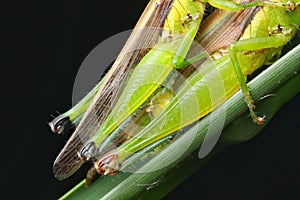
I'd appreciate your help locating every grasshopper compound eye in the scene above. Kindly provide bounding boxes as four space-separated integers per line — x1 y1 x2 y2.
49 115 74 134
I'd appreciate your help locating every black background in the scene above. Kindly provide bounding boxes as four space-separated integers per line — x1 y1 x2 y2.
2 0 300 199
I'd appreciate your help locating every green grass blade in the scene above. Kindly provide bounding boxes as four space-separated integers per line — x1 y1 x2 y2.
60 44 300 200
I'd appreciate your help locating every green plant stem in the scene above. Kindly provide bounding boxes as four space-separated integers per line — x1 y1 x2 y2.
60 44 300 200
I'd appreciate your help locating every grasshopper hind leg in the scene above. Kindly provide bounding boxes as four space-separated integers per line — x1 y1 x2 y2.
229 36 290 125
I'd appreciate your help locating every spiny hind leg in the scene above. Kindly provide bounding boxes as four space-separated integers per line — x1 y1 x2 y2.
229 36 288 124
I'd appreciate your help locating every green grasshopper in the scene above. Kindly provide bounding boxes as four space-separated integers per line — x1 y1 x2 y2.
83 3 262 182
80 0 268 160
48 0 257 136
52 0 296 181
90 0 300 176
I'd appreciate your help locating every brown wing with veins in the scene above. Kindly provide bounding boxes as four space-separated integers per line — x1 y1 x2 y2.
53 0 175 181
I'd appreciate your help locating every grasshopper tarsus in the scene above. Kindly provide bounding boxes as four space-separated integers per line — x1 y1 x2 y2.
254 115 265 125
49 115 74 135
78 141 97 162
94 154 120 176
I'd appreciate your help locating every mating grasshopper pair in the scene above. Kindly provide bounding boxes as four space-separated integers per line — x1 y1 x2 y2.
49 0 300 184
